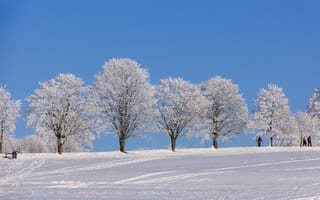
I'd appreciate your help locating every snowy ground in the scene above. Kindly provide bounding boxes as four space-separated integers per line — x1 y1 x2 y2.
1 147 320 200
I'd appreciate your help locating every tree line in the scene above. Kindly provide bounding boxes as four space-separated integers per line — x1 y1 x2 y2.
1 58 320 154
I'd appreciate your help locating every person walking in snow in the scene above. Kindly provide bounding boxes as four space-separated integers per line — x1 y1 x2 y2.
303 137 307 147
12 150 17 159
307 136 312 147
257 136 262 147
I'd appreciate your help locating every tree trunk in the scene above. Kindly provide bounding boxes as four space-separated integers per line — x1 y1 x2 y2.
213 133 218 149
57 137 63 155
269 123 273 147
0 120 3 154
170 136 176 152
119 137 127 153
270 136 273 147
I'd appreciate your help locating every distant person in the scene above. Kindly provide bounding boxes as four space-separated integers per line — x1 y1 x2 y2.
307 136 312 147
303 137 307 147
257 136 262 147
12 150 17 159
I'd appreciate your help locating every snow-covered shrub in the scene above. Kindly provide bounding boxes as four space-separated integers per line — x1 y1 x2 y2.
20 134 49 153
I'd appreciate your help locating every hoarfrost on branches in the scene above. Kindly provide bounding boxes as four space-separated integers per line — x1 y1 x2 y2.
91 58 154 153
252 84 291 147
19 134 49 153
0 86 21 153
199 76 248 149
308 88 320 120
26 74 96 154
153 77 206 152
294 111 316 146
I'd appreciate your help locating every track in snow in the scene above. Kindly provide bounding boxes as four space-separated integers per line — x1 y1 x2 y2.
1 148 320 200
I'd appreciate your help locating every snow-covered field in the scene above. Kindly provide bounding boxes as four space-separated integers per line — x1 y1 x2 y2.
1 147 320 200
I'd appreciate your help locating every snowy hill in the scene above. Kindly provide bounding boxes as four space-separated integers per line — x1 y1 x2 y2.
1 147 320 200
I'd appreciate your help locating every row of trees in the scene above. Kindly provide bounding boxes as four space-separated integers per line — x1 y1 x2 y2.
1 58 320 154
252 85 320 147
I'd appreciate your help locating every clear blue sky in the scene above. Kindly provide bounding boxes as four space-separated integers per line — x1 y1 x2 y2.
1 0 320 151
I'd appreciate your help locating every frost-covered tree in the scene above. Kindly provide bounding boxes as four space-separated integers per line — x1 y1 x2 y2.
26 74 96 155
271 115 296 146
91 58 154 153
20 134 49 153
22 132 91 153
308 88 320 119
3 135 19 153
153 77 206 152
307 88 320 145
0 86 21 153
200 76 248 149
252 84 291 147
294 111 315 147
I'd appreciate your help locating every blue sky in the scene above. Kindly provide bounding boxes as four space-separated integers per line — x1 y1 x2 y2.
1 0 320 151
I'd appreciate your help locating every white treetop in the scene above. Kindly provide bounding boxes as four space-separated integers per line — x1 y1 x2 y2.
294 111 315 146
0 86 21 153
91 58 154 153
26 74 96 154
200 76 248 149
308 88 320 119
252 84 291 146
153 77 206 151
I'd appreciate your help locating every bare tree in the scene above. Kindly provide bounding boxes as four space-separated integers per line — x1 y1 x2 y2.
153 77 205 152
91 58 154 153
0 86 21 153
26 74 96 155
200 76 248 149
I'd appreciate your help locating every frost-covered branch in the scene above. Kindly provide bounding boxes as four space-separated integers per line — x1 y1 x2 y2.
26 74 97 154
91 58 154 153
153 77 206 151
0 86 21 153
199 76 248 149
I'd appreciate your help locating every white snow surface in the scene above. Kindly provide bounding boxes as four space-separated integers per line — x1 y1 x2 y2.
1 147 320 200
